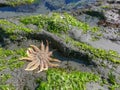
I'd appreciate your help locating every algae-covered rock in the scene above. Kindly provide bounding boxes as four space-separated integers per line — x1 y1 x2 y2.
0 0 35 6
0 12 120 90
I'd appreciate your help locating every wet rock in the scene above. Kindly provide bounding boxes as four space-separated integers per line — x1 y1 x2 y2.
45 0 65 10
69 29 92 43
86 82 108 90
65 0 80 4
116 0 120 4
84 10 105 20
5 68 46 90
16 4 39 12
104 10 120 25
0 0 8 6
76 14 99 26
107 0 120 4
102 27 120 42
107 0 115 4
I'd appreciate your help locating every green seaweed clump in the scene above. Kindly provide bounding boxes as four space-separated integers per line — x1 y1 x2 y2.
20 13 69 33
20 13 99 33
37 68 100 90
108 72 120 90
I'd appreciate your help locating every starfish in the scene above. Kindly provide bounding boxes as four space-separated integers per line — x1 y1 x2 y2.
20 41 60 73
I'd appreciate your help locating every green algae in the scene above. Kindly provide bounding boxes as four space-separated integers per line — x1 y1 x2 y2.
0 19 33 40
101 72 120 90
0 84 15 90
6 0 35 6
0 48 26 71
20 13 69 33
64 36 120 63
108 72 120 90
0 19 32 34
20 13 99 34
0 74 15 90
37 68 100 90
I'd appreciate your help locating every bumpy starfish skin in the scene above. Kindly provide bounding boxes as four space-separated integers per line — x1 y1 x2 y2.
20 41 60 73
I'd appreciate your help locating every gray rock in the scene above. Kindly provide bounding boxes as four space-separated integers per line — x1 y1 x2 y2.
87 38 120 54
104 10 120 25
69 29 92 42
0 0 7 6
45 0 65 10
86 82 108 90
107 0 115 4
102 27 120 41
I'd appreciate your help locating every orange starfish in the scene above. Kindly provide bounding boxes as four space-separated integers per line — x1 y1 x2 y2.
20 41 60 73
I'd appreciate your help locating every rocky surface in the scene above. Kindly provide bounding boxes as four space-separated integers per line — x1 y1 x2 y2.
0 0 120 90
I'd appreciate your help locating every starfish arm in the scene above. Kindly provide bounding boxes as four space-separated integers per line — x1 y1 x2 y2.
25 60 38 71
37 67 42 73
27 48 36 56
19 57 33 61
48 57 61 62
30 45 40 52
48 62 59 67
26 61 40 71
45 40 49 53
37 60 44 73
43 63 48 70
48 51 53 56
42 59 48 71
40 41 45 51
